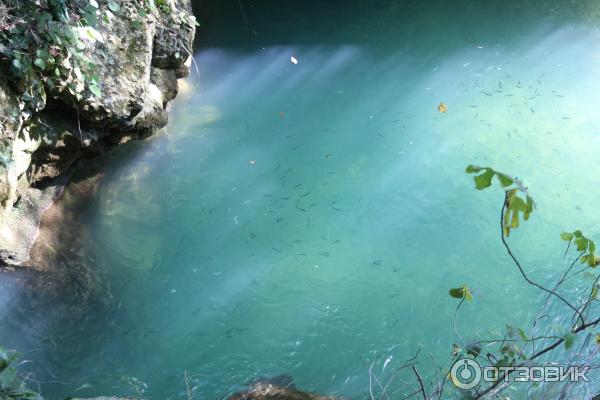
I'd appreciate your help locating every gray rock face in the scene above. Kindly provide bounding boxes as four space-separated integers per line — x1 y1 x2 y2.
0 0 196 265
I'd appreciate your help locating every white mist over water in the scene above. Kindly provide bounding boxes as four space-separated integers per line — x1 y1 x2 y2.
2 2 600 399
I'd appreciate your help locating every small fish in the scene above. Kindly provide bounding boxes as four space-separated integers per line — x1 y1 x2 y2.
437 102 448 113
382 356 393 372
295 200 306 212
248 160 256 165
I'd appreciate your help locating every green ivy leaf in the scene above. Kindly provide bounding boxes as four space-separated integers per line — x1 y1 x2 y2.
518 327 528 341
496 173 513 188
564 333 576 350
108 1 120 12
449 286 473 301
576 237 588 252
561 232 574 242
34 58 46 70
474 168 495 190
465 164 482 174
88 83 102 97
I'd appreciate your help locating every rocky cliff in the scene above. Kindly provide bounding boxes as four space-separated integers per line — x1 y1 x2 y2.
0 0 196 265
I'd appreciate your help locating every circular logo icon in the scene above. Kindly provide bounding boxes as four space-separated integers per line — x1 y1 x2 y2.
450 358 482 390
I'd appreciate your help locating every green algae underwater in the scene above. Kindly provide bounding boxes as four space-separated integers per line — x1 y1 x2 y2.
3 0 600 399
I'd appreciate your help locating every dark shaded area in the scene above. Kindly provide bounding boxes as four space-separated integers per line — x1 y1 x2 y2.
191 0 598 51
0 141 153 395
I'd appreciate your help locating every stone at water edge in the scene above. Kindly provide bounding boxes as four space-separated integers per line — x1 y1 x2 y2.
228 382 346 400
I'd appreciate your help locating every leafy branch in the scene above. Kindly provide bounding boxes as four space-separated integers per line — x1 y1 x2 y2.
387 165 600 400
0 347 42 400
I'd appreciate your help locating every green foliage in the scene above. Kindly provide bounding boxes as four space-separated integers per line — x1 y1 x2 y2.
465 165 534 237
0 347 42 400
561 230 600 267
502 187 534 237
563 333 576 350
0 0 103 107
0 0 197 112
154 0 171 13
506 324 528 342
455 164 600 396
465 165 514 190
449 286 473 301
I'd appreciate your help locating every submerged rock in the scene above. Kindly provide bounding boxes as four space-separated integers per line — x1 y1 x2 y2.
229 381 344 400
0 0 197 265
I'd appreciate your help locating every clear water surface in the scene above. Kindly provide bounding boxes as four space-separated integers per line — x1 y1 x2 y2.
2 1 600 399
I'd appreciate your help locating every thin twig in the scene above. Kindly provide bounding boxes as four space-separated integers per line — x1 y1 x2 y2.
411 366 426 400
499 192 585 327
453 298 466 348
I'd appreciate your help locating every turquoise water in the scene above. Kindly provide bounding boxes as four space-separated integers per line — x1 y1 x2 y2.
3 1 600 399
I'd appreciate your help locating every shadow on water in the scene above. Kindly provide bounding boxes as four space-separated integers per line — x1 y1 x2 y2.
0 141 156 393
191 0 600 51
